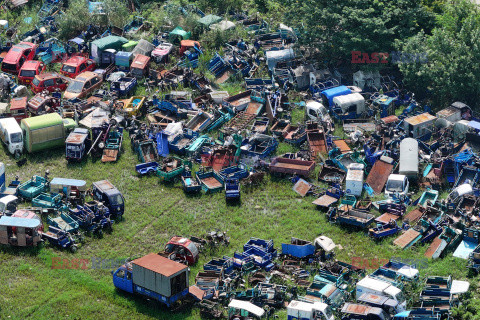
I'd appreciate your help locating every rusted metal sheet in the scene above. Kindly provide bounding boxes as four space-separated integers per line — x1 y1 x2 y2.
380 115 399 124
393 229 421 249
101 149 118 162
403 208 424 225
365 159 394 194
312 195 338 207
188 285 206 301
333 140 351 153
293 179 311 197
375 213 400 224
424 236 444 259
307 131 327 156
202 177 222 189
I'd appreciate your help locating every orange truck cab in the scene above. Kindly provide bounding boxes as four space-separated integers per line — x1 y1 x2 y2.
18 60 45 85
60 56 96 78
1 42 37 74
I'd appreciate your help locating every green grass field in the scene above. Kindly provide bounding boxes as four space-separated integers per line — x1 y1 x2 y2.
0 130 477 320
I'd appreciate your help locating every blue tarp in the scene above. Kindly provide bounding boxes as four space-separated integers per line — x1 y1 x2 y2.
321 85 352 106
156 132 169 157
453 148 475 179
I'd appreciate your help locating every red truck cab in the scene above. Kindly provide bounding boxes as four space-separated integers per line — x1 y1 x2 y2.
60 56 96 78
18 60 45 85
160 236 199 265
1 42 37 74
31 72 69 94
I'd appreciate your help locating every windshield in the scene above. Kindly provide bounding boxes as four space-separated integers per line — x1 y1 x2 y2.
2 62 16 71
20 70 36 77
386 179 403 192
324 307 333 319
10 132 22 143
109 194 124 206
67 80 84 93
32 77 40 86
62 65 76 73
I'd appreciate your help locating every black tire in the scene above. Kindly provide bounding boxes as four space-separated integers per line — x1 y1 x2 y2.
70 245 78 253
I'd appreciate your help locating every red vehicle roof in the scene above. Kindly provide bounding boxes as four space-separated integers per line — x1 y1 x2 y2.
20 60 42 71
35 72 61 81
9 97 27 110
131 54 150 67
132 253 187 277
64 56 87 67
3 42 36 64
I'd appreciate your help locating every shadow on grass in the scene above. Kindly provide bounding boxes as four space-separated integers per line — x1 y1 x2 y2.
0 243 42 256
113 287 194 319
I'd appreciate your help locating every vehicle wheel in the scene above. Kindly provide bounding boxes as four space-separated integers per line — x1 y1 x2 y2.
96 229 103 238
70 245 78 253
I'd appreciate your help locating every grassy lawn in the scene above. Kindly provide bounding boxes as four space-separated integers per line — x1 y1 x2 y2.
0 129 477 320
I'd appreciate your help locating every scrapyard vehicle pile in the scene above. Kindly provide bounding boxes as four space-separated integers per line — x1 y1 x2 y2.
0 0 478 319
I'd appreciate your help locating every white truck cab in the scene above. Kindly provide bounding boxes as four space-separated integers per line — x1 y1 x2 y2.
287 300 335 320
0 117 23 157
306 100 330 122
385 174 409 198
0 195 18 215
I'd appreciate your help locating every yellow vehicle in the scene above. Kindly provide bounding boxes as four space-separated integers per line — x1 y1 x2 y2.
122 96 146 116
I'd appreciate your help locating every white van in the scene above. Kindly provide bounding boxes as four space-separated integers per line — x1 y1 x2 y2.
356 276 406 312
0 117 23 157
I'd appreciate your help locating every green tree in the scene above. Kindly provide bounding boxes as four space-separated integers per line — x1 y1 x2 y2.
281 0 434 63
398 0 480 108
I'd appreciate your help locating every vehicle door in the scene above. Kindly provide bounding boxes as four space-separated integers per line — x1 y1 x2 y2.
44 78 55 92
55 77 68 91
38 62 46 75
78 62 87 76
85 60 95 71
113 269 131 292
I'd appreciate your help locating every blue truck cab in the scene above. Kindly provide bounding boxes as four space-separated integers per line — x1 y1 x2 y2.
92 180 124 219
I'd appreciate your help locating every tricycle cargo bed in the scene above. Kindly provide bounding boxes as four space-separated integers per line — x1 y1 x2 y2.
269 157 315 177
337 210 374 228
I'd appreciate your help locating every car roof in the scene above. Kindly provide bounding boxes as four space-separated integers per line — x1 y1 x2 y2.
21 60 41 69
64 56 87 66
75 71 98 81
35 72 60 81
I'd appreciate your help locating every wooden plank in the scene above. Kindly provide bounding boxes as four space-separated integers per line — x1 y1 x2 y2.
404 208 424 225
394 229 421 249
